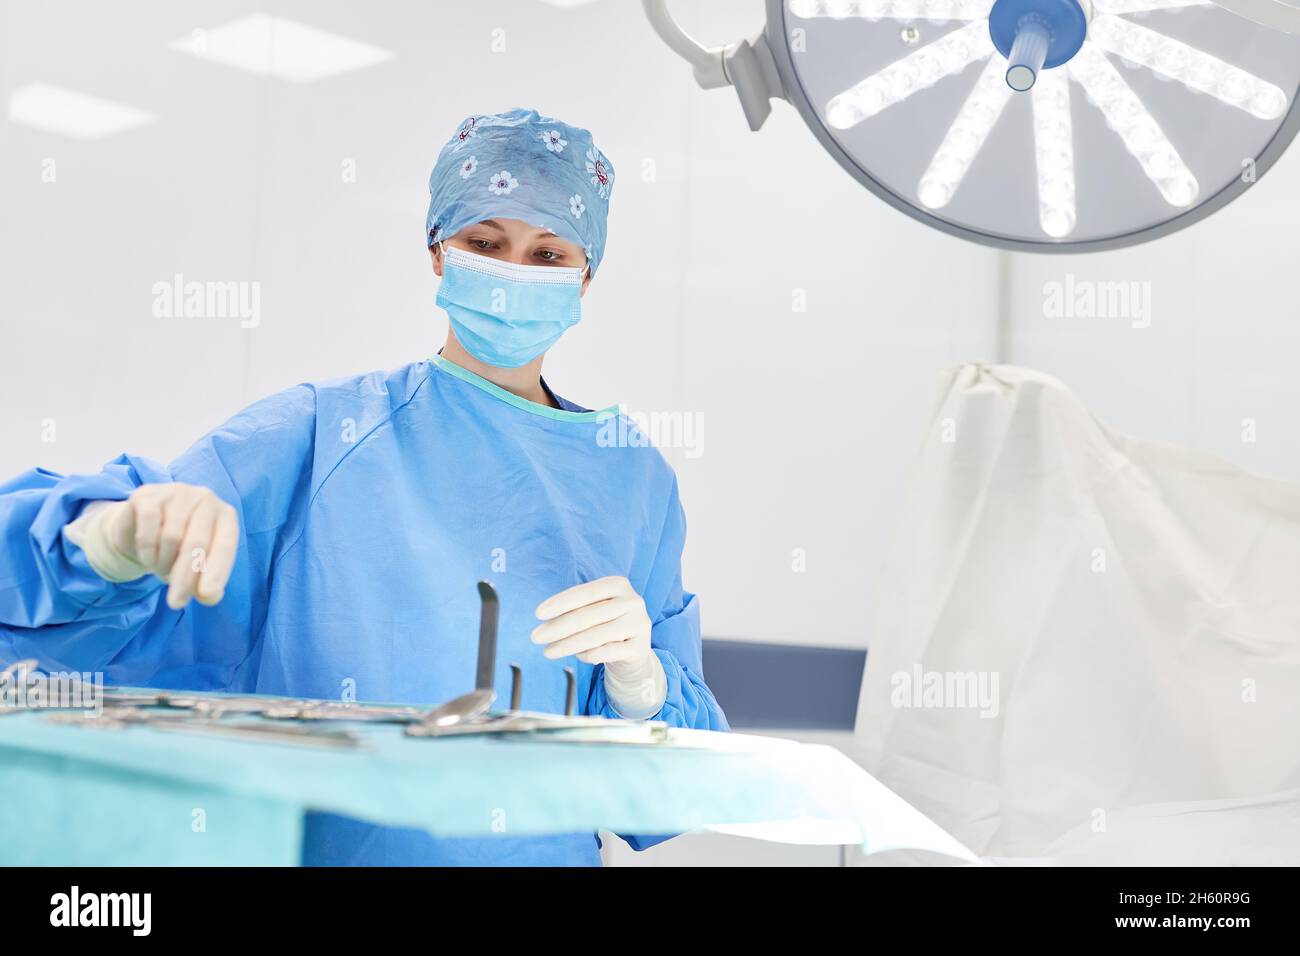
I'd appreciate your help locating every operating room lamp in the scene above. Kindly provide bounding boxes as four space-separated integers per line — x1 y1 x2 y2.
643 0 1300 250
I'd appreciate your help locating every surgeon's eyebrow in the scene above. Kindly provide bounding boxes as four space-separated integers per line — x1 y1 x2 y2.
476 219 507 231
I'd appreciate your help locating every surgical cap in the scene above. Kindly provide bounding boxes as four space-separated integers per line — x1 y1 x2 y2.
426 108 616 276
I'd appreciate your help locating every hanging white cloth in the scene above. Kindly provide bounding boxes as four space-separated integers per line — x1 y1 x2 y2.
855 364 1300 860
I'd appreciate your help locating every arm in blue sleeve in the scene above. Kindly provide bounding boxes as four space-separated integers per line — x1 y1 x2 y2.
586 594 729 732
586 476 728 732
0 457 175 628
0 386 317 689
586 475 729 852
587 476 728 732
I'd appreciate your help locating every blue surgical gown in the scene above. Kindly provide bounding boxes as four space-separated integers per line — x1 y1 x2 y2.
0 356 729 865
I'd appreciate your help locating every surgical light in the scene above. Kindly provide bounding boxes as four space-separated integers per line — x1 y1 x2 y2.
643 0 1300 250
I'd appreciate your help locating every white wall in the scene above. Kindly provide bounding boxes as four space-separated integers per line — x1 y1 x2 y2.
0 0 1001 654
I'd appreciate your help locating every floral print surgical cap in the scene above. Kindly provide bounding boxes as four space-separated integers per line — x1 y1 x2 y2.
426 108 616 276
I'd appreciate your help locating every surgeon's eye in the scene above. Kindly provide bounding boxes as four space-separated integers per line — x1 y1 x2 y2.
468 238 498 252
534 248 564 264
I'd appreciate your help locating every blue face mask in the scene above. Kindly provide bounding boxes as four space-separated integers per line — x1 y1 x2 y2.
436 244 585 368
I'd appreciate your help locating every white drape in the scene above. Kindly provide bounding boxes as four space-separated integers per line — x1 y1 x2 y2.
856 364 1300 859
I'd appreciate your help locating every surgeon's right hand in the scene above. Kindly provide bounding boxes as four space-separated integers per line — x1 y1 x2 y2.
99 483 240 609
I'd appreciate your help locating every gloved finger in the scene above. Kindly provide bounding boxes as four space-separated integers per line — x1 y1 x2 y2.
535 575 631 621
165 499 218 610
130 491 165 572
532 596 636 646
195 503 239 606
155 487 199 579
104 500 137 562
578 638 637 665
542 618 634 660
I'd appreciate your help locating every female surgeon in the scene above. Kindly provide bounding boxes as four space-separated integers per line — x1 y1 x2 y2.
0 108 728 866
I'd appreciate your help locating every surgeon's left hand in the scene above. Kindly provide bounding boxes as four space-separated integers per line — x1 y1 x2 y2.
533 576 651 667
533 576 667 718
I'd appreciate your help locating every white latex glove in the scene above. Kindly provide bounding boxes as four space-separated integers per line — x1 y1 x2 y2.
66 483 240 610
532 576 667 720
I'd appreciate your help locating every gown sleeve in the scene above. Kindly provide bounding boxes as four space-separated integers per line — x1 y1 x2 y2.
0 386 318 689
586 474 730 853
585 475 730 733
